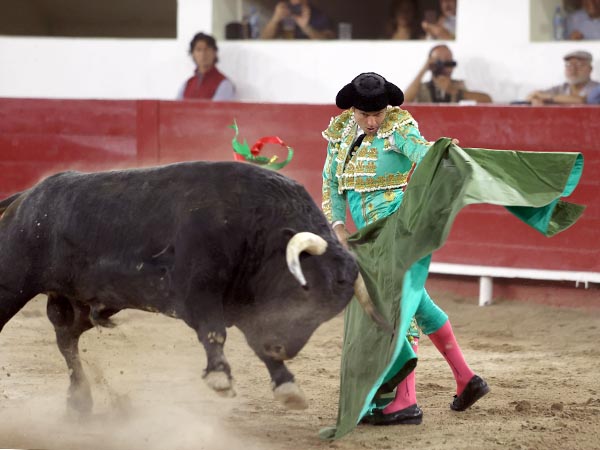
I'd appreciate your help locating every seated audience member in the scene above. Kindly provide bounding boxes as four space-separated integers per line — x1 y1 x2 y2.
527 50 599 105
177 32 235 101
587 84 600 103
404 44 492 103
422 0 457 40
566 0 600 40
386 0 424 40
260 0 335 39
565 83 600 103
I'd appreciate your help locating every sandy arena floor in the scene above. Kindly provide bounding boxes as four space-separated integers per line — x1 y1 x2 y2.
0 292 599 450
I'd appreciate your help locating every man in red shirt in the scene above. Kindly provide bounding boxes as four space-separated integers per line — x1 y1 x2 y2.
178 32 235 101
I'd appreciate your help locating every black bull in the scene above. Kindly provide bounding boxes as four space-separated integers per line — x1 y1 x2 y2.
0 161 387 412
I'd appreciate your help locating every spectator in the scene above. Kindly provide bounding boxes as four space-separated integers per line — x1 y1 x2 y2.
260 0 335 40
422 0 457 40
527 50 599 105
566 0 600 40
587 84 600 103
386 0 424 40
404 44 492 103
178 32 235 101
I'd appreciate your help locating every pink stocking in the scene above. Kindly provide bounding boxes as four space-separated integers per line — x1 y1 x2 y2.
428 320 475 395
383 338 418 413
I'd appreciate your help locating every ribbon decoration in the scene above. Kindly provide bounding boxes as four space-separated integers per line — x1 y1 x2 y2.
229 120 293 170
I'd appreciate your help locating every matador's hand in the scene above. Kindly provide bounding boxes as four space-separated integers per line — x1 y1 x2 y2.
333 223 350 249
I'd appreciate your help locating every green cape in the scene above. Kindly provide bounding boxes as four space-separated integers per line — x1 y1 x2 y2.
320 138 585 440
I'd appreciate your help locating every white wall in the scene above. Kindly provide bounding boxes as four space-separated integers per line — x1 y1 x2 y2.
1 0 600 104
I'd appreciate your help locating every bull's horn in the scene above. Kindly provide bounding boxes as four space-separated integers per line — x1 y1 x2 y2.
286 232 328 287
354 272 395 335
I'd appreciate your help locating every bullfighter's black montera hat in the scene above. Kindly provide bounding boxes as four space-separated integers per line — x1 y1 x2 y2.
336 72 404 112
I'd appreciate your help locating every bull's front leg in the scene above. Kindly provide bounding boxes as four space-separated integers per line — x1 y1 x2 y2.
186 301 235 398
199 328 235 398
262 357 308 410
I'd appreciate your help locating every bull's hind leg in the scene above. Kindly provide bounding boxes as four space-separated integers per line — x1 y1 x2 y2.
46 293 97 415
262 357 308 410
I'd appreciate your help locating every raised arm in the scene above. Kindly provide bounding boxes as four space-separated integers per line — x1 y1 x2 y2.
260 1 288 39
404 57 432 102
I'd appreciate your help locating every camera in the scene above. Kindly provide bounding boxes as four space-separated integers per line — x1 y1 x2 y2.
430 60 457 76
287 1 303 16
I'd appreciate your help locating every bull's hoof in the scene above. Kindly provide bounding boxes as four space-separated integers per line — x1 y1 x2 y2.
273 382 308 410
66 385 93 417
204 371 236 398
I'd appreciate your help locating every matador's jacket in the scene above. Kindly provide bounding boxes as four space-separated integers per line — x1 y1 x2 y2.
321 106 449 339
321 106 431 229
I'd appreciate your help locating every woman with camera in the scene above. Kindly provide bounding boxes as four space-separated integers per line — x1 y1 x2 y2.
404 44 492 103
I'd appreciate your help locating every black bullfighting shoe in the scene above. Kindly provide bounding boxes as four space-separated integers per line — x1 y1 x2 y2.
450 375 490 411
361 404 423 426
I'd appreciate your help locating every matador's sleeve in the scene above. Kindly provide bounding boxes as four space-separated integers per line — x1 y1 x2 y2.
394 123 433 165
322 141 347 224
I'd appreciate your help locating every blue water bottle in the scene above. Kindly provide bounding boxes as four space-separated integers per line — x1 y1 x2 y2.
553 6 565 40
248 7 260 39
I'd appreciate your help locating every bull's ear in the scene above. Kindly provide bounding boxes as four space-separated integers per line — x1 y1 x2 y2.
281 227 298 240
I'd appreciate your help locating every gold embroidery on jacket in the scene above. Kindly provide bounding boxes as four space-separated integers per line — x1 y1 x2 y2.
322 107 418 143
338 172 409 193
383 190 396 202
322 185 332 221
323 107 418 195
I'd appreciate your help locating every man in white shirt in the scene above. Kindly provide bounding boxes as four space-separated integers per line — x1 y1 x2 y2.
527 50 600 105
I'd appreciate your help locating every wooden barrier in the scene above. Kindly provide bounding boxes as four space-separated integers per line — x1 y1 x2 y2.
1 98 598 303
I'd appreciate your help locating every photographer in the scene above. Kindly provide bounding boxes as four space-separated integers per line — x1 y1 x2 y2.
404 44 492 103
260 0 335 39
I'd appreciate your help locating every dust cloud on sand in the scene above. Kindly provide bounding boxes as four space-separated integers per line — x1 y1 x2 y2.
0 296 262 450
0 395 256 450
1 293 599 450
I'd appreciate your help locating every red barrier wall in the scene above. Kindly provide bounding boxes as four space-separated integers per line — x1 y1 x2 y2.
1 98 598 279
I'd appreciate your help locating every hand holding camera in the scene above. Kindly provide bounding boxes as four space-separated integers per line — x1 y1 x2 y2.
429 59 457 77
288 1 303 16
289 1 311 28
426 56 458 99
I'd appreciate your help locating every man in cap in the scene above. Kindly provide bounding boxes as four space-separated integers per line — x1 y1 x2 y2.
527 50 599 105
321 72 489 425
177 32 235 101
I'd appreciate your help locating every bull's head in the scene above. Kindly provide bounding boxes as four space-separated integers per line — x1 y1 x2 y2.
286 232 393 334
234 229 393 410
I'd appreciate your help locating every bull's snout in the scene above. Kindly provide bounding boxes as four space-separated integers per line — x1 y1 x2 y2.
263 343 289 360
